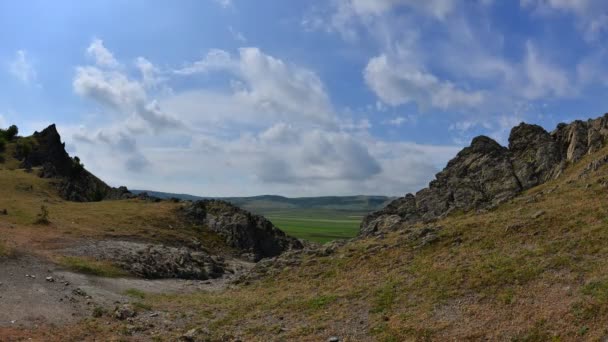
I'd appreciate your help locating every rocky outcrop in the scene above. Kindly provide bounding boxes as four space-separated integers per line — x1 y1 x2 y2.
361 114 608 237
64 240 227 280
180 200 303 261
20 124 133 202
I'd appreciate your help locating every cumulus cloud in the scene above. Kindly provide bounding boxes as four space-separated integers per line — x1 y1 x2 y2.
74 40 181 132
364 53 484 110
67 37 464 196
174 47 335 126
9 50 36 84
86 38 119 68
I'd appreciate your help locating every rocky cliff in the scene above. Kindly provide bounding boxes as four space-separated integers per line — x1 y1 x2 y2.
180 200 304 260
19 124 132 202
361 113 608 236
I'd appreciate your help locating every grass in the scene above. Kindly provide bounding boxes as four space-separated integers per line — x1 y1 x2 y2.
125 288 147 299
0 240 11 257
263 209 364 243
58 256 129 278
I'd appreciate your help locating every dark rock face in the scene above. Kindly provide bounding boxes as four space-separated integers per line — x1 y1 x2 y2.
361 113 608 237
20 124 133 202
180 200 303 260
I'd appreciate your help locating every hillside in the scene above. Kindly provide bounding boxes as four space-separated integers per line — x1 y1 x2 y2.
4 115 608 341
131 191 394 213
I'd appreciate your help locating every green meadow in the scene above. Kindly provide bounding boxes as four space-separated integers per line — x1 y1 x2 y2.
261 209 365 243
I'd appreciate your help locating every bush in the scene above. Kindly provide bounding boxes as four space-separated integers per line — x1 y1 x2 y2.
15 137 36 159
0 137 5 152
34 205 50 225
5 125 18 140
72 156 85 175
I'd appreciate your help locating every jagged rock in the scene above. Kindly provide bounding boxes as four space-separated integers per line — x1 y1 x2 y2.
20 124 133 202
180 200 303 261
509 123 562 189
361 113 608 237
580 155 608 178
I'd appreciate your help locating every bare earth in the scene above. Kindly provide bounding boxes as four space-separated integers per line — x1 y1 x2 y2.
0 248 253 329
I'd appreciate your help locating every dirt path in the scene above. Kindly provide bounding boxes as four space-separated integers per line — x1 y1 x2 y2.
0 251 253 329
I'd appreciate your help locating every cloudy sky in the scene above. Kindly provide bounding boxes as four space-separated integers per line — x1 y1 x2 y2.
1 0 608 197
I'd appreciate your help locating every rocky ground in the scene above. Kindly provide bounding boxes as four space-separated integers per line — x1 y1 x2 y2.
0 244 253 330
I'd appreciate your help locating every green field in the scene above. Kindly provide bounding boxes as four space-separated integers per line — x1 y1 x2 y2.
260 209 365 243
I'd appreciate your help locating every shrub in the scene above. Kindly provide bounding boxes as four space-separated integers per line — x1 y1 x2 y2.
15 137 36 159
34 205 50 225
5 125 18 140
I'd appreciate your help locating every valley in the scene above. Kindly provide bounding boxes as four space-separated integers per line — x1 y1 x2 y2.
4 116 608 340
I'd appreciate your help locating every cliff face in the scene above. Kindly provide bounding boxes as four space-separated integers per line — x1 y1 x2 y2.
21 124 132 202
360 114 608 236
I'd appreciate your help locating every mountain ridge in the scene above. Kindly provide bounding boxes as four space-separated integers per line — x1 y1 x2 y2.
131 190 395 212
361 113 608 236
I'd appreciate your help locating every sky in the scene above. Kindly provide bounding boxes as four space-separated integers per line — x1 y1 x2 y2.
1 0 608 197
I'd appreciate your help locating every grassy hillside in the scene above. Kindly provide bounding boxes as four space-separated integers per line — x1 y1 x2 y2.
24 143 608 341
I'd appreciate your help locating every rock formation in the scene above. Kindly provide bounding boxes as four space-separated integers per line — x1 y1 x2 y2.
19 124 133 202
180 200 303 260
361 114 608 236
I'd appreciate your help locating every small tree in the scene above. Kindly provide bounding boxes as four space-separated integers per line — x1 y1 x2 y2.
5 125 18 140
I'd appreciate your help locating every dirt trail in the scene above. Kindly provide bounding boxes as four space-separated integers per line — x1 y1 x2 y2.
0 250 253 329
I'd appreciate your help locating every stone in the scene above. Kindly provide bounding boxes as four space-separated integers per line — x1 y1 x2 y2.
180 327 210 342
531 210 546 219
114 304 136 320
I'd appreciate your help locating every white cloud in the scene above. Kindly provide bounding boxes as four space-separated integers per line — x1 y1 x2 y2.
228 26 247 43
383 116 408 127
86 38 119 68
66 38 464 196
521 41 571 99
74 40 182 132
9 50 36 84
174 48 335 126
364 53 484 110
135 57 163 88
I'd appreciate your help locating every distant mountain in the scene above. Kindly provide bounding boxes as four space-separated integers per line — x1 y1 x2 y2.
131 190 394 213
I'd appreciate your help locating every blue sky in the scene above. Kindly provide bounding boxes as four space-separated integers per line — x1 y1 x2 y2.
2 0 608 196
